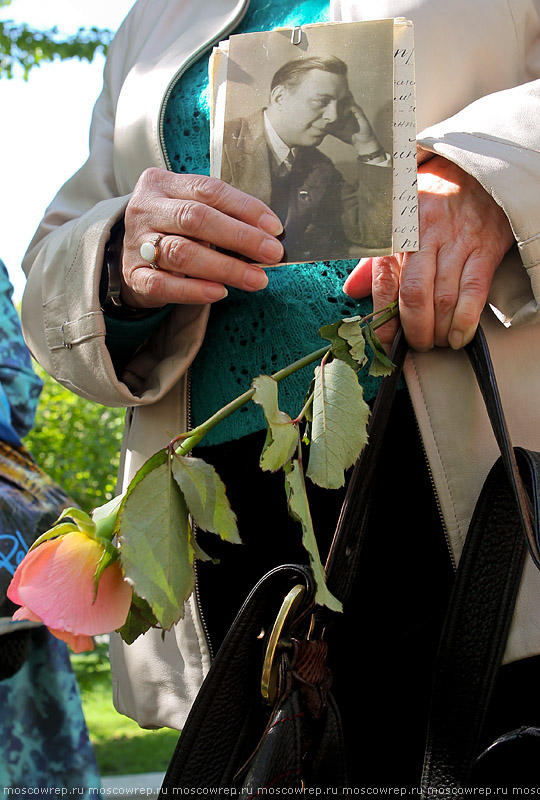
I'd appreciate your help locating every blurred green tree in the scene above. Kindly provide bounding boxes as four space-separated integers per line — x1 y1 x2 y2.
0 0 112 79
24 363 125 513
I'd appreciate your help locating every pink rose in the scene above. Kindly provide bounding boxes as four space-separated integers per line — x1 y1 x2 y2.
8 530 132 653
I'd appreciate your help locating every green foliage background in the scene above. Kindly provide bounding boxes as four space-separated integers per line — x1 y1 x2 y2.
71 641 178 775
0 0 112 80
24 363 125 513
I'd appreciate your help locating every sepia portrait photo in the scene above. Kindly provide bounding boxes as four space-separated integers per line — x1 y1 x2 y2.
220 19 395 264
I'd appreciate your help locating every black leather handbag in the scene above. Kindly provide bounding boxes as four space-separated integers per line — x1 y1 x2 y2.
160 326 540 793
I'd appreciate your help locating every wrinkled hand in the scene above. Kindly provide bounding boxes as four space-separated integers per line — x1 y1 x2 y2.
342 156 515 351
119 168 284 308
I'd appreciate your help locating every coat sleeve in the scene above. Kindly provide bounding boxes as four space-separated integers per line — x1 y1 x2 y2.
417 79 540 327
20 0 209 410
20 7 140 408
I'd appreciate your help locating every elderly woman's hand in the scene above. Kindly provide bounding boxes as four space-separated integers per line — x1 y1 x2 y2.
119 168 284 308
342 156 515 351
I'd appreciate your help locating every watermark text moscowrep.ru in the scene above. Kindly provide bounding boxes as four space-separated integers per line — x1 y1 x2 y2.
4 788 540 797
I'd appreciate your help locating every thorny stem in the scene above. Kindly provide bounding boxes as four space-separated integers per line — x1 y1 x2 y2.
173 344 329 456
357 301 398 327
173 301 399 457
296 428 305 472
292 391 314 426
319 348 331 437
369 301 399 331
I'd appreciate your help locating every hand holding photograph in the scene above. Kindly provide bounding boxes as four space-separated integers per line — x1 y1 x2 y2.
210 18 417 264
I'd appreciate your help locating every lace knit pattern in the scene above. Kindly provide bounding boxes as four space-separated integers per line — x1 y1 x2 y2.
162 0 379 446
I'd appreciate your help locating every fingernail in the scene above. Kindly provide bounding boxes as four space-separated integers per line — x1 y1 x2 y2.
204 285 228 301
449 330 464 350
244 268 268 290
259 237 283 263
259 213 283 236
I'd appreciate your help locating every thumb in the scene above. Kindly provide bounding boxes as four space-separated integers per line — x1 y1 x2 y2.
343 258 373 298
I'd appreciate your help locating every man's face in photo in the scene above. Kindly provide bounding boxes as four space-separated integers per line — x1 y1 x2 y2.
268 69 350 148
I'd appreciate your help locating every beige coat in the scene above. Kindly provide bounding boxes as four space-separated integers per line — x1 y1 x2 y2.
21 0 540 729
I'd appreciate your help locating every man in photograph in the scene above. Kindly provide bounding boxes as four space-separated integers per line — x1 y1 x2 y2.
222 55 392 263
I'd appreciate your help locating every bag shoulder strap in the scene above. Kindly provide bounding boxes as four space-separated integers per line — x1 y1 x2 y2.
466 326 540 568
421 327 540 791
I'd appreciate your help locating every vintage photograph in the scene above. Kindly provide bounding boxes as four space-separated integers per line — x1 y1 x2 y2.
220 20 395 264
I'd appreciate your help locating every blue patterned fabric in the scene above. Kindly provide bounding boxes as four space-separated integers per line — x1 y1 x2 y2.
0 261 42 440
0 628 100 793
162 0 378 446
0 439 71 612
0 261 100 791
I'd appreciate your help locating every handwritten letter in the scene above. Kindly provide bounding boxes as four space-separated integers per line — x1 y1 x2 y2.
392 21 418 252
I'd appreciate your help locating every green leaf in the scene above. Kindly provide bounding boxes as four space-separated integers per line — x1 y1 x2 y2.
364 326 396 377
306 359 370 489
92 494 123 541
116 593 159 646
189 531 216 564
24 361 125 513
318 320 360 371
118 449 169 508
117 459 194 631
56 507 95 535
338 318 368 368
0 20 112 80
284 460 342 613
171 455 240 544
29 522 79 551
251 375 298 471
93 540 120 598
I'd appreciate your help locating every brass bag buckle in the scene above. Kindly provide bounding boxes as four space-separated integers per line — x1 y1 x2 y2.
261 584 306 706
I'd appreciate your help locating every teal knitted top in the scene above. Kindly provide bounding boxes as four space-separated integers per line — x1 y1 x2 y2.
162 0 379 446
107 0 379 446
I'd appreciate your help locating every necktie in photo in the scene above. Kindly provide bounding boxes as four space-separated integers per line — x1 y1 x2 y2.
278 149 295 177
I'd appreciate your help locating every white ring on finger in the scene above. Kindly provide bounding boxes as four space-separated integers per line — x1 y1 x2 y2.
140 235 164 270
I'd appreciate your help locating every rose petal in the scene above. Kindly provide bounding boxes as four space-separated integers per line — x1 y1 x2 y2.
48 628 95 653
13 531 132 636
12 605 42 623
7 556 25 605
12 605 94 652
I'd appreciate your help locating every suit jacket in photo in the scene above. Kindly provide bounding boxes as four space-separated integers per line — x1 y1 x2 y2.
221 110 392 263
